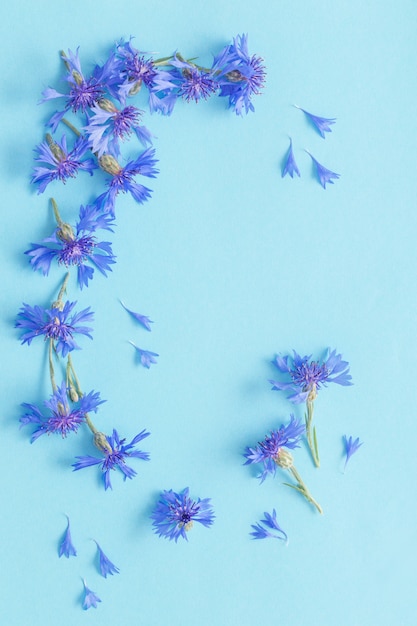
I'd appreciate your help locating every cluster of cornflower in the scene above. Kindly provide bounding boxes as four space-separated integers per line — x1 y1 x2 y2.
16 36 265 495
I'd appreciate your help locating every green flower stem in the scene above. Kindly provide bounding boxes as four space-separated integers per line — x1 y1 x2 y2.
288 465 323 514
61 117 81 137
66 354 99 436
56 272 70 304
48 339 58 392
50 198 63 227
305 399 320 468
60 50 70 72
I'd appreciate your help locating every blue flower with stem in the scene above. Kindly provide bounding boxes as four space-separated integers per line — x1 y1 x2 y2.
58 515 77 558
20 381 104 442
15 273 94 358
93 540 120 577
32 134 96 194
73 428 150 490
281 138 300 178
151 487 215 542
294 105 336 138
305 151 340 189
95 147 159 215
250 509 288 542
269 349 352 467
244 416 322 513
25 200 116 290
214 34 266 115
343 435 363 470
82 579 101 610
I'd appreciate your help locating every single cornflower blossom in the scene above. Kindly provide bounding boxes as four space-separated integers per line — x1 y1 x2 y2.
151 487 215 542
282 138 300 178
269 349 352 467
93 541 120 577
58 515 77 558
170 56 219 103
15 300 94 357
244 416 322 513
120 301 153 331
25 203 116 289
343 435 363 470
73 428 150 490
250 509 288 542
214 34 266 115
82 579 101 610
84 99 153 157
129 341 159 367
305 151 340 189
32 134 96 194
20 382 104 441
294 105 336 138
95 147 159 214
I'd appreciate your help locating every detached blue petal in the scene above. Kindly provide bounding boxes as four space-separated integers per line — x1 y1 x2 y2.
295 105 336 138
281 138 300 178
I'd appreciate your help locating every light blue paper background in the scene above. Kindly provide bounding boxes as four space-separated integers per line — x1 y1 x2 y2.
1 1 416 624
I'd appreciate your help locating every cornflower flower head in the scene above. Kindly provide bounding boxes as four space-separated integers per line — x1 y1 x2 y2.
129 341 159 367
93 541 120 577
343 435 363 470
269 348 352 405
15 300 94 357
41 48 106 115
82 579 101 610
294 105 336 138
95 147 159 214
25 204 116 290
151 487 215 542
305 151 340 189
73 428 150 490
20 382 104 442
170 56 219 103
282 138 300 178
250 509 288 542
58 515 77 558
32 134 96 194
214 34 266 115
244 415 305 482
84 98 153 158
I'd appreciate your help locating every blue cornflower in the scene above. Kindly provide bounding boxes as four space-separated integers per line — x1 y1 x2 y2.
82 579 101 610
25 204 116 290
282 138 300 178
32 134 96 194
120 301 153 331
250 509 288 542
214 34 266 115
244 415 305 482
16 300 94 357
93 541 120 577
73 428 150 490
58 515 77 558
269 349 352 404
84 99 153 158
305 151 340 189
129 342 159 368
343 435 363 470
170 56 219 103
20 382 104 442
114 39 177 114
41 48 107 117
151 487 215 542
95 147 159 214
294 105 336 138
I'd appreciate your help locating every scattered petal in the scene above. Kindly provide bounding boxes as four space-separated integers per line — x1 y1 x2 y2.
120 301 153 331
129 341 159 368
343 435 363 469
281 138 300 178
58 515 77 558
94 541 120 577
82 579 101 610
294 105 336 138
305 151 340 189
250 509 288 542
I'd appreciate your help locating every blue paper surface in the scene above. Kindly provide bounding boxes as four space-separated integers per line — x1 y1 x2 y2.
1 1 417 624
